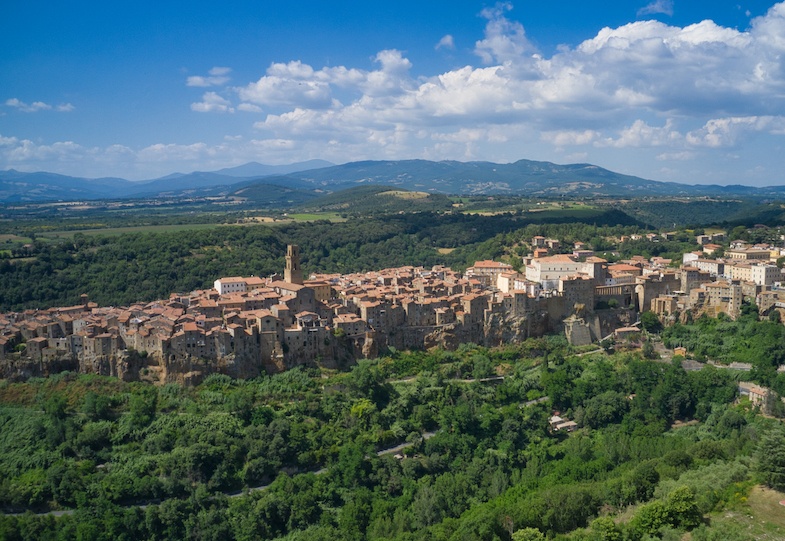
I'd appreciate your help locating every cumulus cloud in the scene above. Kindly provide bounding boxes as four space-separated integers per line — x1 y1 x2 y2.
657 151 695 161
0 134 96 166
637 0 674 17
191 92 235 113
247 3 784 140
186 66 232 87
237 103 263 113
5 98 73 113
236 61 335 109
0 132 326 180
474 2 537 64
541 130 601 147
234 49 415 112
597 120 682 148
686 116 785 147
436 34 455 50
225 2 785 181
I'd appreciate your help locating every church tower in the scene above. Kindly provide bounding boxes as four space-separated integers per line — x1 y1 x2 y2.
284 244 303 285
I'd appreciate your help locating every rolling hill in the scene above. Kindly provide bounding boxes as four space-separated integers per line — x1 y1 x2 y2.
3 158 785 203
286 159 729 197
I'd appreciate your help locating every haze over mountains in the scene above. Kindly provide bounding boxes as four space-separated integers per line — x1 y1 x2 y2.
2 158 784 204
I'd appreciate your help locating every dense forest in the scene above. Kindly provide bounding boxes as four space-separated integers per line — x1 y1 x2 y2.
1 338 782 540
661 309 785 399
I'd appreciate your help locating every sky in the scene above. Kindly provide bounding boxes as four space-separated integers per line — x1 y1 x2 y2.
2 0 785 186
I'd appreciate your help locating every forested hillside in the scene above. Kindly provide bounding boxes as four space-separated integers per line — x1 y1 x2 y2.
0 340 781 540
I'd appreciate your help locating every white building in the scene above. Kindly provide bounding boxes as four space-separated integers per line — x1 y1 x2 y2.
525 254 605 290
751 264 782 287
214 277 248 295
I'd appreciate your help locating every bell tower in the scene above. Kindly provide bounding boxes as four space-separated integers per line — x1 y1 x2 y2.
284 244 303 285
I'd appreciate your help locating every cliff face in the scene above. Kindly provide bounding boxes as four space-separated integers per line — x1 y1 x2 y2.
593 308 637 340
483 311 555 347
0 308 586 384
0 356 78 381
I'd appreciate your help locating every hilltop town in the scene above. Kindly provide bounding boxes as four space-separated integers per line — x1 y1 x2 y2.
2 232 785 385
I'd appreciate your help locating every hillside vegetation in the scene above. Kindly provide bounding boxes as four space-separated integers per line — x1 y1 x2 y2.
1 339 782 540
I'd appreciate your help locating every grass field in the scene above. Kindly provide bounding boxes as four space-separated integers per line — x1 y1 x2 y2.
378 190 430 199
36 223 224 239
283 212 346 222
702 485 785 539
0 234 32 243
30 213 347 239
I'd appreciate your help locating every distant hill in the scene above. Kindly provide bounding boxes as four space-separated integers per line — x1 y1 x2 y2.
0 169 135 202
228 179 321 207
0 161 331 202
3 158 785 203
286 159 715 197
289 159 785 198
214 160 334 177
296 185 454 214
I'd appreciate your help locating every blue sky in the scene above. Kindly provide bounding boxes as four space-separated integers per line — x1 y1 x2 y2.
2 1 785 186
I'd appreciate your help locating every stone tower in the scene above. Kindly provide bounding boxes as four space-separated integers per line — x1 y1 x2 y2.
284 244 303 285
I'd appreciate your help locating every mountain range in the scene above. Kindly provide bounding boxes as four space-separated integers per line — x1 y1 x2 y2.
2 158 784 203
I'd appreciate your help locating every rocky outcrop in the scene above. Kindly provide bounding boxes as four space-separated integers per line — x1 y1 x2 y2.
0 355 78 381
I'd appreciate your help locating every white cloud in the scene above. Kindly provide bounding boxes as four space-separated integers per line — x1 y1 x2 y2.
235 49 413 111
637 0 674 17
474 2 536 65
237 103 263 113
541 130 601 147
436 34 455 50
0 133 323 180
224 3 785 184
686 116 785 147
236 61 334 109
242 2 785 145
657 151 695 161
191 92 235 113
186 66 232 87
0 134 94 165
5 98 73 113
597 120 682 148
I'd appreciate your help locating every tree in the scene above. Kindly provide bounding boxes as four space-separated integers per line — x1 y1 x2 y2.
129 388 157 429
640 311 663 333
83 391 112 421
589 517 622 541
665 485 702 529
740 301 759 319
580 391 629 429
628 500 670 538
730 225 747 242
512 527 546 541
756 427 785 491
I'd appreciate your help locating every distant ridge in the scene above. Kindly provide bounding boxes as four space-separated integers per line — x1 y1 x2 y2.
0 160 333 202
284 159 703 197
214 159 334 177
2 158 785 203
